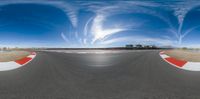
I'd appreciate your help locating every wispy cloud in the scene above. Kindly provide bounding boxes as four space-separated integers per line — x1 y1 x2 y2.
91 15 126 43
1 0 179 47
79 1 178 46
0 0 78 27
162 0 200 44
61 32 69 43
1 0 199 47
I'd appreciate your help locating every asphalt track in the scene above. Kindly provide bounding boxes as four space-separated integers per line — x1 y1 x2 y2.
0 50 200 99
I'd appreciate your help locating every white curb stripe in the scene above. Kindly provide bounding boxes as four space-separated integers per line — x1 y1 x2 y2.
160 54 170 58
0 62 21 71
182 62 200 71
27 55 36 58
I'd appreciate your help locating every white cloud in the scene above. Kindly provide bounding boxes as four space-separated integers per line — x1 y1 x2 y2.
81 1 177 46
163 0 200 44
0 0 78 27
84 17 94 36
2 0 198 47
61 32 69 43
91 15 126 43
0 0 178 47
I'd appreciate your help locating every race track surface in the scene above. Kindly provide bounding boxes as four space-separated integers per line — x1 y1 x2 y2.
0 50 200 99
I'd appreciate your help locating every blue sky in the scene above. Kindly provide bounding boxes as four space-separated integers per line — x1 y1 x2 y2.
0 0 200 48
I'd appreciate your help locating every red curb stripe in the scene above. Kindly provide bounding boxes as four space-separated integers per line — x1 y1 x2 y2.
15 57 32 65
165 57 187 67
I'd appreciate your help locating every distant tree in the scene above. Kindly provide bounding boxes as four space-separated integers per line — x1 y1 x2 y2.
144 45 150 49
151 45 157 49
182 47 187 50
3 47 7 50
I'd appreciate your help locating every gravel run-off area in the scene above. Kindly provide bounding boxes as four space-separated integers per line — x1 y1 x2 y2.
0 51 30 62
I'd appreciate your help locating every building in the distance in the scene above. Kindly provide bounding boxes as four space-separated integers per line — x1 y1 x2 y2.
136 44 143 48
125 44 134 49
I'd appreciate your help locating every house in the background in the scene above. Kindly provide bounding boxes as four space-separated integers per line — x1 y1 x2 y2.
125 44 134 49
144 45 157 49
136 44 143 48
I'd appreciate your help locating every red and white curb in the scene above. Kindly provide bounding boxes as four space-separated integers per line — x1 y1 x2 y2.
0 52 36 71
160 51 200 71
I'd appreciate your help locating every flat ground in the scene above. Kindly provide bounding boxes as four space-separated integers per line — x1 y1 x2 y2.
0 50 200 99
0 51 30 62
165 49 200 62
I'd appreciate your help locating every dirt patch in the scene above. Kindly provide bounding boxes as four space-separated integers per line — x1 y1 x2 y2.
164 49 200 62
0 51 30 62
